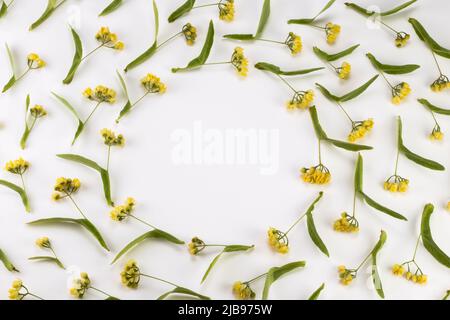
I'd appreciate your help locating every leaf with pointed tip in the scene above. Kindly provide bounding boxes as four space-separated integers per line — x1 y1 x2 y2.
105 296 120 300
255 62 323 76
28 218 110 251
262 261 306 300
345 1 417 17
309 106 328 140
313 45 360 62
99 0 123 16
420 204 450 268
51 92 85 145
30 0 61 30
223 0 270 40
56 154 113 206
111 229 184 264
172 20 214 73
409 18 450 59
62 27 83 84
168 0 195 23
319 75 379 102
20 95 32 149
0 179 30 212
308 283 325 300
29 256 65 269
380 0 417 16
397 117 445 171
370 230 387 299
124 0 159 72
417 99 450 116
288 0 336 24
366 53 419 74
0 2 7 18
115 72 133 123
305 192 329 257
0 249 19 272
326 138 372 151
157 287 210 300
2 44 16 93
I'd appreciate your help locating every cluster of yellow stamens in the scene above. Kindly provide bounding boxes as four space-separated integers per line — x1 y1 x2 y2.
267 228 289 254
100 128 125 147
182 23 197 45
286 90 314 110
4 157 29 175
333 212 359 233
391 82 411 104
52 177 81 201
83 85 117 103
348 119 374 142
285 32 302 55
141 73 167 93
430 75 450 92
95 26 124 50
188 237 206 255
36 236 51 249
383 175 409 193
232 281 256 300
392 263 427 284
121 260 141 289
8 280 24 300
337 62 351 79
70 272 91 298
27 53 45 69
338 265 356 285
325 22 341 44
218 0 235 22
300 164 331 185
395 32 410 48
429 125 444 141
30 105 47 118
110 197 135 221
231 47 249 77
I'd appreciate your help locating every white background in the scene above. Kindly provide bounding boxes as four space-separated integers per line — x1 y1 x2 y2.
0 0 449 300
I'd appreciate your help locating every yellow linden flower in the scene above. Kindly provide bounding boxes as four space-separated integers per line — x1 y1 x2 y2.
36 236 51 248
348 119 374 142
337 62 351 79
70 272 91 298
391 82 411 105
286 90 314 110
392 264 405 276
285 32 302 55
30 105 47 118
5 157 30 175
383 175 409 193
27 53 46 69
429 125 444 141
95 26 123 50
141 73 167 93
182 23 197 45
110 197 135 222
300 164 331 185
232 281 255 300
219 0 234 22
395 32 410 48
187 237 205 255
337 266 356 285
114 41 124 50
100 128 125 147
333 212 359 233
84 85 116 103
53 177 81 199
121 260 141 289
325 22 341 44
231 47 249 77
267 227 289 254
447 201 450 211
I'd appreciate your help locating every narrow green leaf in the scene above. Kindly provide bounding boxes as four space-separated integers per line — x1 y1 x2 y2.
0 249 19 272
0 179 30 212
255 62 323 76
338 75 379 102
201 253 223 284
111 229 184 264
28 218 110 251
315 83 340 102
0 2 7 18
308 283 325 300
29 0 59 31
157 287 210 300
354 153 363 192
124 0 159 72
380 0 417 16
397 117 445 171
409 18 450 59
442 290 450 300
20 127 32 150
168 0 195 23
361 192 407 220
313 45 360 62
420 204 450 268
308 106 328 140
223 34 255 40
51 92 85 145
99 0 123 16
262 261 306 300
329 138 373 151
29 256 65 269
345 1 417 17
370 230 387 299
344 2 374 17
62 27 83 84
305 192 329 257
2 75 16 93
2 44 16 93
417 98 450 116
172 20 214 73
255 0 271 38
116 71 132 122
366 53 420 74
288 0 336 24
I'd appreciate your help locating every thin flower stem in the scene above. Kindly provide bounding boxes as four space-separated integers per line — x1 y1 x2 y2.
379 71 394 89
140 273 179 287
27 293 44 300
394 146 400 176
90 286 113 297
412 234 422 261
431 51 443 76
19 173 27 194
355 251 372 272
157 32 183 50
55 0 68 10
246 273 267 284
204 244 227 247
203 61 231 66
351 189 357 218
377 19 399 34
83 101 102 126
254 38 285 45
276 74 297 93
129 214 157 229
429 110 439 127
336 102 354 123
193 3 219 9
81 44 105 62
310 24 326 30
28 117 37 133
285 212 308 236
15 68 31 82
106 146 111 172
318 139 322 164
67 194 87 219
131 91 151 108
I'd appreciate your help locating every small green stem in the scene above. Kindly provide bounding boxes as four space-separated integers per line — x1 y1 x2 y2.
202 61 231 66
129 214 157 229
246 273 267 284
276 74 297 93
377 18 399 34
67 194 87 220
90 286 113 298
355 251 372 272
318 139 322 165
393 146 400 176
351 189 357 218
254 38 285 45
336 102 354 123
412 234 422 261
15 68 31 82
81 44 105 62
27 293 44 300
285 212 307 236
157 32 182 49
431 51 443 76
140 273 178 287
106 146 111 172
83 101 102 127
379 71 394 89
192 3 219 9
55 0 68 10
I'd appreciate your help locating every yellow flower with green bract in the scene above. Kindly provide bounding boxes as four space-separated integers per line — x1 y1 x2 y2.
110 198 135 221
231 47 248 77
286 90 314 110
348 119 374 143
182 23 197 45
392 234 428 285
8 279 43 300
391 82 411 105
333 212 359 233
325 22 341 44
285 32 302 55
301 164 331 185
101 129 125 147
337 61 351 79
1 157 31 212
218 0 235 22
35 236 50 248
141 73 167 93
95 26 124 50
83 85 116 103
121 260 141 288
232 281 256 300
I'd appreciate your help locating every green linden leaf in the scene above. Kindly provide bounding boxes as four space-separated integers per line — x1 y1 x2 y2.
366 53 420 74
52 93 85 145
28 256 65 269
313 44 360 62
308 283 325 300
345 1 417 17
99 0 124 16
316 75 379 103
168 0 196 23
262 261 306 300
305 192 329 257
409 18 450 59
157 287 211 300
30 0 64 31
2 43 16 93
0 179 30 212
370 230 387 299
417 98 450 116
0 1 8 18
0 249 19 272
288 0 336 25
255 62 324 76
62 27 83 84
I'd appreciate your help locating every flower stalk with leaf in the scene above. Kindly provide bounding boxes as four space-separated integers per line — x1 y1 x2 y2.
20 95 47 149
417 99 450 141
187 237 254 283
313 45 360 80
392 234 428 284
0 158 31 212
8 279 44 300
268 192 329 257
168 0 234 23
121 260 210 300
70 272 119 300
29 237 65 269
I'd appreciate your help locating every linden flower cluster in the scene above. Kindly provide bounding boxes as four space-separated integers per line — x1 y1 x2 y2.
36 236 51 249
100 128 125 147
430 75 450 92
348 119 374 142
110 197 135 221
27 53 46 69
5 157 29 175
391 82 411 104
95 26 124 50
300 164 331 185
232 281 256 300
52 177 81 201
337 62 351 79
338 265 356 285
395 32 410 48
70 272 91 298
267 228 289 253
141 73 167 93
8 280 24 300
218 0 235 22
121 260 141 289
30 105 47 118
429 125 444 141
285 32 302 55
286 90 314 110
325 22 341 44
333 212 359 233
231 47 249 77
384 175 409 193
182 23 197 45
392 264 427 284
83 85 117 103
188 237 206 255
